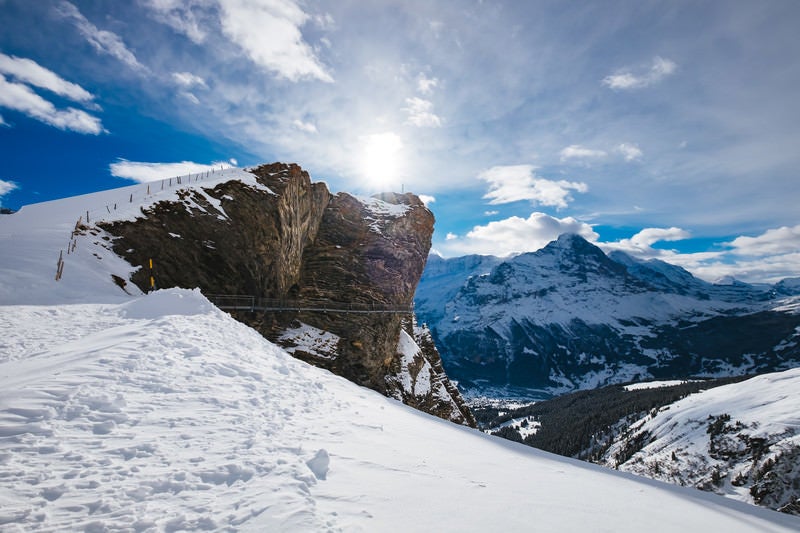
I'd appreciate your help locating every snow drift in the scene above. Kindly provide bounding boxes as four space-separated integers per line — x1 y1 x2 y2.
0 289 798 531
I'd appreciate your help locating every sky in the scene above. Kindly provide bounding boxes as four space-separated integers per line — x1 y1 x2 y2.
0 0 799 283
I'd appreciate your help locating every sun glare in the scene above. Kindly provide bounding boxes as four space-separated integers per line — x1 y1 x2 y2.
359 132 403 192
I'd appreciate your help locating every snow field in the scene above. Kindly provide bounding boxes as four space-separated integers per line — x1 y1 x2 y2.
1 289 798 531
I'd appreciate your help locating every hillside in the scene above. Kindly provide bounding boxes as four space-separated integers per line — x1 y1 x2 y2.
415 233 800 399
1 289 799 531
477 373 800 515
0 164 473 425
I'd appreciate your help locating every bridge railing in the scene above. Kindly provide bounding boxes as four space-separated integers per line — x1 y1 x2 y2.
204 294 413 314
205 294 255 311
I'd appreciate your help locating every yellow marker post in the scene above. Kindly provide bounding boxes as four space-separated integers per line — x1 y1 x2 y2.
149 258 155 291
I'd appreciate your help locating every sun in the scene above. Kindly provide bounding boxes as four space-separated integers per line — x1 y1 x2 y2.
359 132 404 192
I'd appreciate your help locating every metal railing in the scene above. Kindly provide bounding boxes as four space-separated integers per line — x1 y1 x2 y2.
204 294 413 314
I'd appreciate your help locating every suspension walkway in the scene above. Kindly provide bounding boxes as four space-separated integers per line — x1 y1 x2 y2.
205 294 414 314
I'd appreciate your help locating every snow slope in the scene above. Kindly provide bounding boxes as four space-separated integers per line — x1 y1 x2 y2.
602 369 800 512
0 167 273 305
1 289 798 531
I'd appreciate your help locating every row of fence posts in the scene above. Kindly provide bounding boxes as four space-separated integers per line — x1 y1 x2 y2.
54 166 225 282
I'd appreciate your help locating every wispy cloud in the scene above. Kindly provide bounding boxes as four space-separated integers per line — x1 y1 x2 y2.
109 159 235 183
0 73 104 134
603 56 677 90
0 178 18 198
172 71 207 89
0 52 95 104
559 144 607 161
142 0 209 44
55 1 147 72
404 97 442 127
293 119 318 133
479 165 588 209
172 71 207 105
441 212 598 256
217 0 333 82
417 73 439 95
616 143 643 161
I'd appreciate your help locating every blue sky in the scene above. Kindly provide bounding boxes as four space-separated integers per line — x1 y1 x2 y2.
1 0 799 283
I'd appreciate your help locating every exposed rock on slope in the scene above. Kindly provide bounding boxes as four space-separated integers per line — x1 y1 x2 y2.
97 163 473 426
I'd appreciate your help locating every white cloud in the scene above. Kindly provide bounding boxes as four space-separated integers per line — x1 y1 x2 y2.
598 226 800 284
726 225 800 256
55 1 147 72
479 165 588 209
603 56 677 90
0 114 7 127
0 179 18 198
312 13 336 30
217 0 333 82
404 97 442 127
678 251 800 285
109 159 235 183
173 72 206 105
559 144 607 161
293 119 318 133
418 194 435 205
445 232 457 240
0 73 104 134
0 52 95 104
417 74 439 95
142 0 209 44
441 212 598 256
616 143 643 161
601 227 691 258
181 92 200 105
484 210 499 216
172 71 207 89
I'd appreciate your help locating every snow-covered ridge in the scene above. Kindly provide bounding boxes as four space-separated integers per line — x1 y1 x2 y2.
0 167 267 305
9 167 268 229
603 368 800 513
1 288 797 531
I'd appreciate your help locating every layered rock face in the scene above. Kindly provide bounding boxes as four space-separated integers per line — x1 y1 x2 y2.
99 163 473 426
101 163 329 297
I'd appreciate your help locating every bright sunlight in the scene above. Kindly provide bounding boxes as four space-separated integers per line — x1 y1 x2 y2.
359 132 404 192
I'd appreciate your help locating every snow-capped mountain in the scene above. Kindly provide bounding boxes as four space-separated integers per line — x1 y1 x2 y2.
415 233 800 399
3 180 798 530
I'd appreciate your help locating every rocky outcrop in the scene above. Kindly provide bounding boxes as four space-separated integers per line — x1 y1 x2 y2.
98 163 474 426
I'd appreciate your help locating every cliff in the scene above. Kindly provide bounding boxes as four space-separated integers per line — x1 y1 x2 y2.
97 163 474 426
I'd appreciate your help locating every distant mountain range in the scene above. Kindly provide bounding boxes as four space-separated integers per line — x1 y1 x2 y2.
414 233 800 399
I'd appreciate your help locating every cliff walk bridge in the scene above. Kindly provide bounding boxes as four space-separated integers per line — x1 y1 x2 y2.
205 294 414 315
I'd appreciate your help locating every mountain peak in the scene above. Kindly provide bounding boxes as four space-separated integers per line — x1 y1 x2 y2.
537 233 612 268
